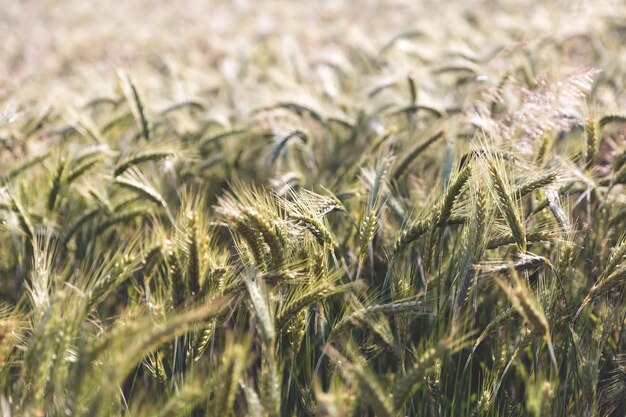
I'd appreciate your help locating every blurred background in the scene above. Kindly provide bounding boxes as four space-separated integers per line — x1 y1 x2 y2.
1 0 619 106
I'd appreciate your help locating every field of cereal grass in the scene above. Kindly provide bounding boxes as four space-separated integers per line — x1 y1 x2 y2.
1 1 626 416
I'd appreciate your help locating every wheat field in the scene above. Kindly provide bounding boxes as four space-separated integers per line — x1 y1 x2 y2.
1 1 626 416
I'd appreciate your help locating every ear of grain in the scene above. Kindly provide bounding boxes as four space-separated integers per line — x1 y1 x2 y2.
440 164 472 225
119 71 151 141
334 299 427 336
576 236 626 319
513 171 557 198
267 130 307 168
473 255 549 276
47 158 66 212
455 182 488 309
277 280 349 330
154 383 205 417
159 100 205 116
487 231 555 250
66 158 101 184
96 209 148 234
10 194 35 240
185 212 200 296
599 114 626 128
487 160 526 252
3 152 51 185
114 176 169 212
166 248 186 308
232 217 266 267
289 212 337 248
109 300 230 386
242 207 284 269
394 214 466 254
214 343 247 414
584 115 597 169
393 336 468 410
245 275 275 348
114 150 175 177
327 345 395 417
260 356 281 417
61 207 100 243
241 381 264 417
494 272 556 367
535 133 551 165
393 218 428 254
407 75 418 104
392 130 445 180
546 187 571 234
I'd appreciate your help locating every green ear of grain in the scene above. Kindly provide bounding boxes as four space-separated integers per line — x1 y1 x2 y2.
213 343 249 414
245 275 275 348
267 130 307 168
599 114 626 128
327 346 395 417
66 158 101 184
160 100 205 116
513 171 557 198
61 207 100 243
440 164 472 224
154 383 205 417
108 300 230 387
114 151 175 177
185 212 200 296
47 159 66 212
392 129 445 180
114 177 169 211
495 272 557 368
576 237 626 319
487 231 555 249
584 115 597 169
487 160 526 252
96 209 148 235
119 71 151 141
10 194 35 239
101 111 135 136
242 207 285 269
3 152 51 184
393 336 469 410
166 249 186 308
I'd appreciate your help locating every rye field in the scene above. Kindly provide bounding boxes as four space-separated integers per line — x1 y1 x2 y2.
1 1 626 416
